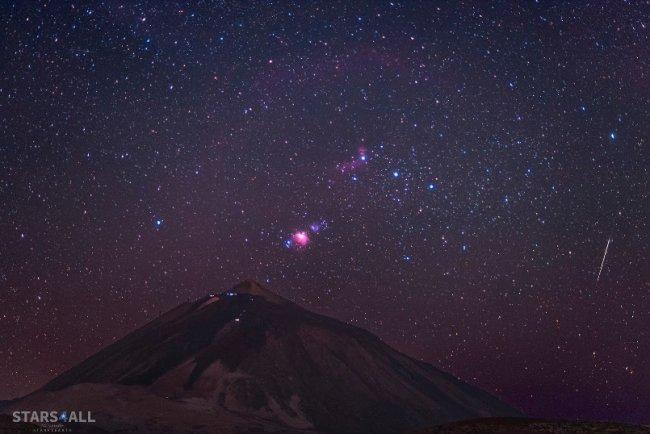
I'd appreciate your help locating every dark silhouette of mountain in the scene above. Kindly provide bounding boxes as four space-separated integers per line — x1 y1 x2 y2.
414 417 650 433
4 280 522 433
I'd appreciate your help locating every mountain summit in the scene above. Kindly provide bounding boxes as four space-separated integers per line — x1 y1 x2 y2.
230 278 288 304
6 280 521 433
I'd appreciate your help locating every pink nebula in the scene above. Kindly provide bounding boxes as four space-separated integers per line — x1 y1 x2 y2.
337 147 369 173
291 231 310 247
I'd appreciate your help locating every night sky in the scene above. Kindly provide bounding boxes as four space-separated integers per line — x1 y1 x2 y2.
1 0 648 425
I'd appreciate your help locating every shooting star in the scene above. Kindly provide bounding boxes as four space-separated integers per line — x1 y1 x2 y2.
596 237 612 282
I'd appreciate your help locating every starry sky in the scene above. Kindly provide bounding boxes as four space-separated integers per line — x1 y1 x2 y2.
1 0 648 424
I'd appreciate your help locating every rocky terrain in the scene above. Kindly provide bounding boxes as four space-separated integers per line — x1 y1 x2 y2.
3 280 521 433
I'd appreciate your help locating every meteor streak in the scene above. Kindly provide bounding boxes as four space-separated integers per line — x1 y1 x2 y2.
596 238 612 282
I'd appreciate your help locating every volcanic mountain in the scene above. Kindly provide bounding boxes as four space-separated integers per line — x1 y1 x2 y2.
4 280 521 433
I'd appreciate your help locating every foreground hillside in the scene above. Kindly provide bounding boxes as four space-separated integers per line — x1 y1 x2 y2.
4 280 520 433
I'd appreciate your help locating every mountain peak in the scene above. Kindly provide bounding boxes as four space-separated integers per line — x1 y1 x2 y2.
227 279 287 304
18 280 521 433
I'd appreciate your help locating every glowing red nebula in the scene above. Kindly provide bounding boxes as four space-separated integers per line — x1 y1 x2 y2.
337 147 369 173
291 231 310 247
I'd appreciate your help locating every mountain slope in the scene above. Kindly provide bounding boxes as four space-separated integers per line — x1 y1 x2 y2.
415 417 650 433
7 280 521 433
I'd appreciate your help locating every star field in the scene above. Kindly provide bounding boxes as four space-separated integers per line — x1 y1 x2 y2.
1 0 648 424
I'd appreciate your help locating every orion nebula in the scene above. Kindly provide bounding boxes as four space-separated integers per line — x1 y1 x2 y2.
291 231 310 248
